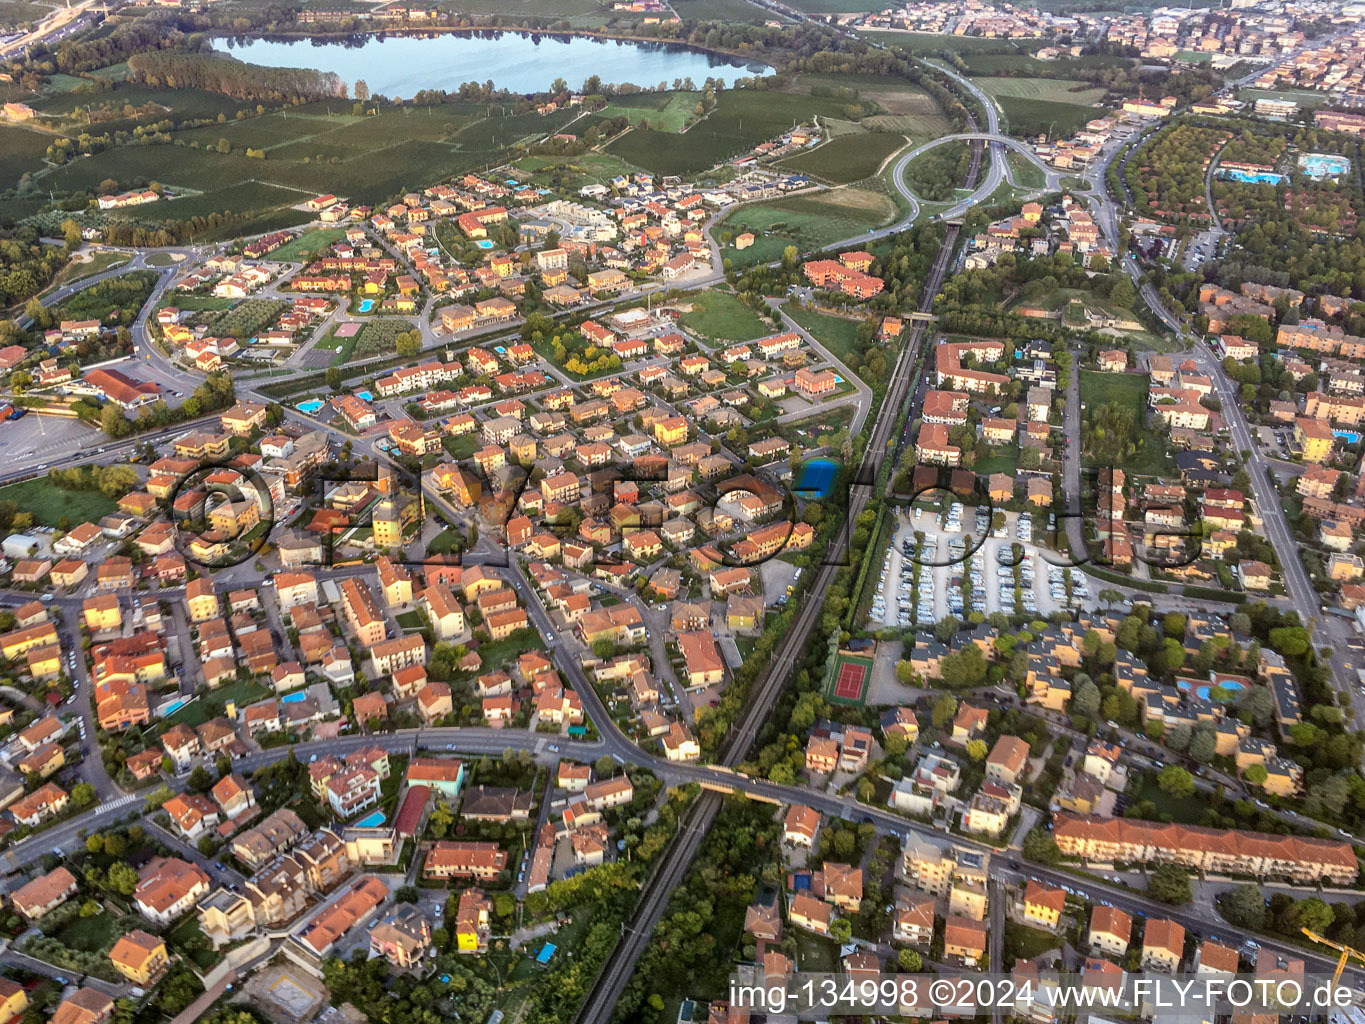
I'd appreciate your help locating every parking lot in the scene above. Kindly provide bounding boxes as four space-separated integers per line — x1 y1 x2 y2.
0 412 102 464
870 504 1093 628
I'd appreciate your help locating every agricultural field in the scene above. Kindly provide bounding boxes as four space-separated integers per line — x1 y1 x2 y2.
995 95 1106 140
0 124 52 186
602 92 701 133
0 0 50 28
862 31 1041 53
606 89 856 176
788 72 952 141
779 132 906 185
976 77 1108 107
0 478 116 528
671 0 774 21
960 52 1128 76
512 151 638 191
1079 369 1172 477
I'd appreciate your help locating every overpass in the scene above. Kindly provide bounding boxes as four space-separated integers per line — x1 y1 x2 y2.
898 132 1065 199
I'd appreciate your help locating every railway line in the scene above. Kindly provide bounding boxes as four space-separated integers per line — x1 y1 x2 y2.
574 139 983 1024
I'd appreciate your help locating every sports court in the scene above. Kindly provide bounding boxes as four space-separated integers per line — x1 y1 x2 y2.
828 653 873 705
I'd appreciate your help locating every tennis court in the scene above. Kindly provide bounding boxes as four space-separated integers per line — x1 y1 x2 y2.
828 653 873 705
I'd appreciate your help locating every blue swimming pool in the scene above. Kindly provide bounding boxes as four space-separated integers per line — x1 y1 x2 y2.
475 239 495 250
1300 152 1350 179
1335 430 1361 444
298 400 324 414
357 298 376 313
163 698 190 716
795 458 839 498
355 390 373 402
1222 169 1284 185
281 691 307 704
1178 679 1244 701
354 810 386 827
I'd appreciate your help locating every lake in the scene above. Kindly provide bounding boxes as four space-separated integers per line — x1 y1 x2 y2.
213 32 769 97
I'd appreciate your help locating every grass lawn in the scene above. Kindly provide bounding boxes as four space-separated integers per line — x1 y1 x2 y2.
1006 151 1047 191
58 909 124 953
167 916 220 970
1238 87 1327 109
396 610 425 629
1079 370 1172 477
1003 920 1062 966
443 434 479 460
0 479 116 528
782 303 864 367
717 186 896 262
48 251 131 289
427 527 464 554
793 929 841 971
0 125 53 190
974 449 1019 475
143 251 181 268
1126 773 1208 824
470 629 544 673
269 228 347 263
678 291 771 343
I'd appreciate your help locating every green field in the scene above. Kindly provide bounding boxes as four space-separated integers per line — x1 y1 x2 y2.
672 0 775 18
47 250 130 288
961 53 1130 76
0 125 52 187
1238 87 1328 110
678 291 771 343
607 90 856 176
0 0 49 28
603 92 701 133
977 77 1108 106
1079 369 1173 478
268 228 347 263
780 132 906 185
862 30 1041 53
718 186 896 261
996 96 1105 140
0 478 116 528
782 303 862 367
1006 152 1047 191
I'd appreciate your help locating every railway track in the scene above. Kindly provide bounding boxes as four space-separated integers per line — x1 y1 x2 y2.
574 140 983 1024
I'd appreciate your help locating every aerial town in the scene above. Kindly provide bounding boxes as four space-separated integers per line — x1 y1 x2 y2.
5 0 1365 1022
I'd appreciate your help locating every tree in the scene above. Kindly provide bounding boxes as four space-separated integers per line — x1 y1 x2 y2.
931 694 958 730
187 765 213 793
1157 765 1195 798
1221 883 1266 929
898 948 923 971
1147 864 1192 905
1243 764 1268 786
325 366 341 390
355 79 369 102
1286 896 1335 935
394 886 419 904
1071 677 1101 718
106 862 138 896
1188 728 1216 764
935 615 961 643
595 756 616 777
895 660 915 684
70 782 95 809
830 917 852 943
940 644 987 687
1022 827 1061 864
965 738 988 761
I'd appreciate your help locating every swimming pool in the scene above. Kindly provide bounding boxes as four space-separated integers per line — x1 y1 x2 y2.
1221 169 1284 185
355 390 373 402
475 239 495 250
357 298 376 313
163 698 190 716
1335 430 1361 444
280 691 307 704
354 810 386 827
1300 152 1350 179
298 400 324 414
1177 679 1244 701
795 458 839 498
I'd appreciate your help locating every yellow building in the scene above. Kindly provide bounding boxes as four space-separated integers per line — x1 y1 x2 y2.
1022 880 1064 929
109 930 168 984
185 580 219 623
0 978 28 1023
82 595 122 632
1295 417 1335 464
